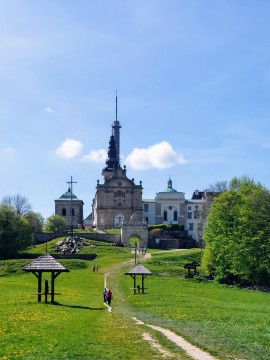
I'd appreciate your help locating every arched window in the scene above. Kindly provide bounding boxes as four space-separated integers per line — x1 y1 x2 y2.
70 208 75 216
174 210 177 221
164 210 167 221
62 208 66 216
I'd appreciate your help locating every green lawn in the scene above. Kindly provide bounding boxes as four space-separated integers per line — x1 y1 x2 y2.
1 243 270 360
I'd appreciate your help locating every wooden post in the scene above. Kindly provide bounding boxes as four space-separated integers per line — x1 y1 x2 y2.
38 272 42 302
133 275 136 294
51 272 55 303
44 280 49 303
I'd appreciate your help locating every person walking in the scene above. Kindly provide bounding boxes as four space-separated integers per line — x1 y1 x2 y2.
102 288 107 303
106 289 113 307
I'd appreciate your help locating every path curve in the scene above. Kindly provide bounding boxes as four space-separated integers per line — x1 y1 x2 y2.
105 250 217 360
133 317 217 360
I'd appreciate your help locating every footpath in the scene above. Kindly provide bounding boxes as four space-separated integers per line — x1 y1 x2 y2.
104 250 217 360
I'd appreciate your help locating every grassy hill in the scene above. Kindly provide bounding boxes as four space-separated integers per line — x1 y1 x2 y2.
0 239 270 359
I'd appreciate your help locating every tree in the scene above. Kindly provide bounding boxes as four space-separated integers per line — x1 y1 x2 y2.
0 204 33 258
202 176 270 286
44 215 67 233
25 211 44 233
208 180 228 192
1 193 32 216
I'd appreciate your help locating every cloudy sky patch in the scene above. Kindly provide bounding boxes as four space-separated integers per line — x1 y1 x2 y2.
125 141 186 170
82 149 107 163
55 138 83 159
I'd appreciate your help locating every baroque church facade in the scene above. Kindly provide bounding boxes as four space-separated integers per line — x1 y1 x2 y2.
92 98 143 230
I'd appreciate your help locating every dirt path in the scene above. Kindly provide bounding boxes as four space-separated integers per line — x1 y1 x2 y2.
104 250 217 360
133 317 216 360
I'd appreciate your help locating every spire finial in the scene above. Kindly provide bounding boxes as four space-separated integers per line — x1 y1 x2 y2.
116 89 118 122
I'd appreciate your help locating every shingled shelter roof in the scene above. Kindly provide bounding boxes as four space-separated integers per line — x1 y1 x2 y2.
23 253 69 272
125 263 152 275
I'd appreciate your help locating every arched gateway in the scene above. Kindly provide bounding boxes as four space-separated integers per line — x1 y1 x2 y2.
121 213 148 248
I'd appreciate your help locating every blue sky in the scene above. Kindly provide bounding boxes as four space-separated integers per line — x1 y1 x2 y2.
1 1 270 219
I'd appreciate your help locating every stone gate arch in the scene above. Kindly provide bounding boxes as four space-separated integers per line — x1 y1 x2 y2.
121 213 148 248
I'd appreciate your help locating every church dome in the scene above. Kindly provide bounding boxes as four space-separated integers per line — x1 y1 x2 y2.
163 177 177 193
59 187 78 200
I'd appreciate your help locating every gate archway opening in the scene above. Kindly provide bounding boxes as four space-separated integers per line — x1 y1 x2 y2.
129 234 140 248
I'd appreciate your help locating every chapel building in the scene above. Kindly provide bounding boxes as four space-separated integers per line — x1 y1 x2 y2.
55 188 84 229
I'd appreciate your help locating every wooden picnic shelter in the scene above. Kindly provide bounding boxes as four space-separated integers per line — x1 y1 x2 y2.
184 261 200 277
23 253 69 303
125 262 152 294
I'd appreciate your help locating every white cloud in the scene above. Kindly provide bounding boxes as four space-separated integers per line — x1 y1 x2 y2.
82 149 107 163
45 107 56 114
55 138 83 159
3 146 16 153
125 141 186 170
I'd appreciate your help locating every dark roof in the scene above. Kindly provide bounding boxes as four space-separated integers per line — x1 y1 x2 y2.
125 263 152 275
184 261 201 269
191 190 205 200
59 187 78 200
23 253 69 272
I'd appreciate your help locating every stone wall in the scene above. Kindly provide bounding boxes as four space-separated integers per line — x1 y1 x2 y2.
148 236 197 249
35 232 121 244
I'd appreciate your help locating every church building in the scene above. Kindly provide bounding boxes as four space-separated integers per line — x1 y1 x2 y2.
55 187 84 229
92 96 143 230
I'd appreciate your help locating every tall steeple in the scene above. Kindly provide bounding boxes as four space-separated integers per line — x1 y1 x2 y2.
112 90 121 164
104 132 119 170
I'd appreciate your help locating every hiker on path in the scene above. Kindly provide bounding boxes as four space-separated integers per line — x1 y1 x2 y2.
102 288 107 303
106 289 113 306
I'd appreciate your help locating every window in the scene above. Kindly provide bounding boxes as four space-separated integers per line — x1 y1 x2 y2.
173 210 177 221
62 208 66 216
144 204 149 212
115 190 125 197
188 206 192 211
145 217 149 224
70 208 75 216
189 223 194 231
164 210 168 221
194 210 199 219
188 212 192 219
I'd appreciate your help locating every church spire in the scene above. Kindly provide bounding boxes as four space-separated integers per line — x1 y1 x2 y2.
112 90 121 164
105 133 119 170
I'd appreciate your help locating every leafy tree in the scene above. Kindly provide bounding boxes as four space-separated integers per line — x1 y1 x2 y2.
0 204 33 258
25 211 44 233
44 215 67 233
202 176 270 286
1 193 32 215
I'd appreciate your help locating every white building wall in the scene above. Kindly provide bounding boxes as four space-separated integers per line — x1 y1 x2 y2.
142 200 156 225
142 196 206 241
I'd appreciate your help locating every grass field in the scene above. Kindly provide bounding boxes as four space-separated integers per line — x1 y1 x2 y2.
1 241 270 360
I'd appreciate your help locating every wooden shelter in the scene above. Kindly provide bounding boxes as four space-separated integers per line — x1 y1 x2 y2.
125 263 152 294
23 253 69 303
183 261 200 278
